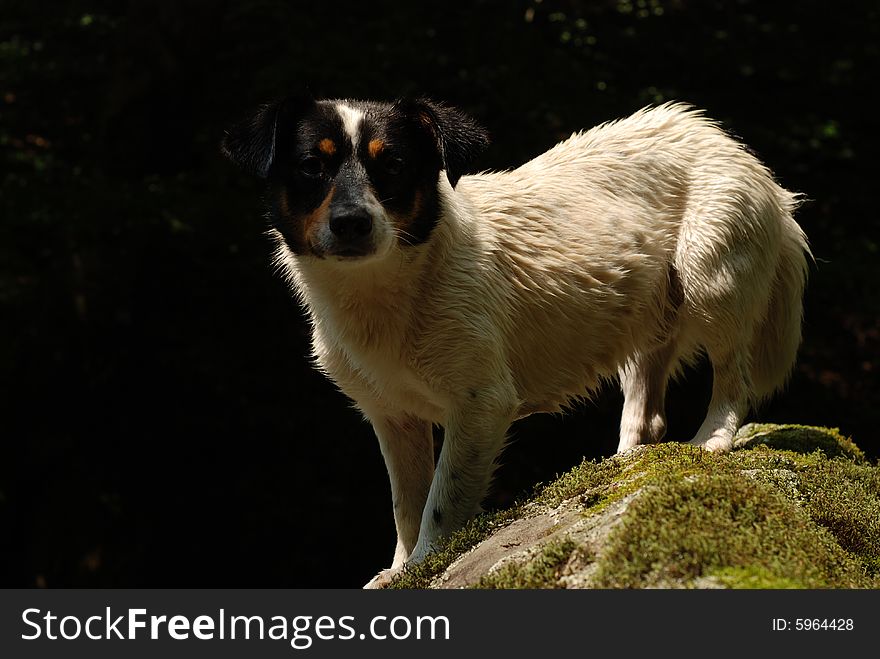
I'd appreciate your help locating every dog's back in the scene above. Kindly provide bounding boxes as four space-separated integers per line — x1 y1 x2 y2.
434 103 809 426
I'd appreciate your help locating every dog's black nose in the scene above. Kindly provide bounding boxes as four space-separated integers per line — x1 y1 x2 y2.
329 212 372 241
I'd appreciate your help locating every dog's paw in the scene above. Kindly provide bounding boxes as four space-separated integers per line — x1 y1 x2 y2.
363 566 403 589
689 435 734 453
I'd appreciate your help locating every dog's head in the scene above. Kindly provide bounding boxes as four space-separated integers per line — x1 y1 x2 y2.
221 96 489 262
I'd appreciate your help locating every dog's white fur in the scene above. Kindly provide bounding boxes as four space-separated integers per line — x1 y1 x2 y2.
272 102 810 587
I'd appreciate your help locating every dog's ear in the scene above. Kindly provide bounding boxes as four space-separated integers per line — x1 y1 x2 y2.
221 95 313 178
395 98 489 187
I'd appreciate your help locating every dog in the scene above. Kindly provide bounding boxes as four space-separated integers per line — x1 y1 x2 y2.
222 97 810 588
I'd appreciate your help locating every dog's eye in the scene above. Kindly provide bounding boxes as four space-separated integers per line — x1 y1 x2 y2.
298 156 323 178
383 155 405 176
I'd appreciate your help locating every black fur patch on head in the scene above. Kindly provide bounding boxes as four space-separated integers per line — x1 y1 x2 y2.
393 98 490 187
347 103 445 246
221 95 316 179
268 102 352 255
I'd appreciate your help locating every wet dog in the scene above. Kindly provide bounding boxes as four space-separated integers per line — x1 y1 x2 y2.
222 98 810 587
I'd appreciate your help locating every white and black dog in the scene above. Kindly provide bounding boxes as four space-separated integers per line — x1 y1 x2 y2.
222 97 810 587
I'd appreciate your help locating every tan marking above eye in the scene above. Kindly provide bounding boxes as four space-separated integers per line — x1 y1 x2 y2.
318 138 336 156
368 139 384 159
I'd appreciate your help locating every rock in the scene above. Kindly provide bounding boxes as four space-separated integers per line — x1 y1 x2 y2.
391 424 880 589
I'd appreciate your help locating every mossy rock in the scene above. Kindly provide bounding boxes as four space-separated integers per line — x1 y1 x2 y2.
733 423 866 462
390 424 880 589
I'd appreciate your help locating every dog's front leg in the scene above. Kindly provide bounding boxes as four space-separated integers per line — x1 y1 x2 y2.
363 414 434 589
408 393 516 566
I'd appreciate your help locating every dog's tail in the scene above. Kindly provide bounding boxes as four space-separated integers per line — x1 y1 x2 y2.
750 197 812 402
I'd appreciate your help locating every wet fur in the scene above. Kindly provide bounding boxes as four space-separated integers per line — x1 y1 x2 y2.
223 99 811 587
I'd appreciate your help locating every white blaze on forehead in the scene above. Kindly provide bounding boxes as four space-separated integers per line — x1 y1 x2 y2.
335 103 365 149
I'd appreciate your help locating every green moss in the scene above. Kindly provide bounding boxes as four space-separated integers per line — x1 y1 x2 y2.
794 459 880 576
533 456 624 508
474 539 578 589
735 423 865 463
707 566 806 589
590 471 870 588
534 442 723 519
391 424 879 589
392 443 716 588
389 505 525 589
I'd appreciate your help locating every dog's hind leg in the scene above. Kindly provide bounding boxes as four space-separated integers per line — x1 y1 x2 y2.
689 346 751 453
680 233 770 453
617 341 676 453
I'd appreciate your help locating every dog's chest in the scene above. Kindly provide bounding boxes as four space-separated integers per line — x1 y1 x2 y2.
350 344 448 421
315 311 448 422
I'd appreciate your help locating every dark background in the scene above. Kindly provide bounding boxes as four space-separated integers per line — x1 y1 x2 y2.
2 0 878 588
